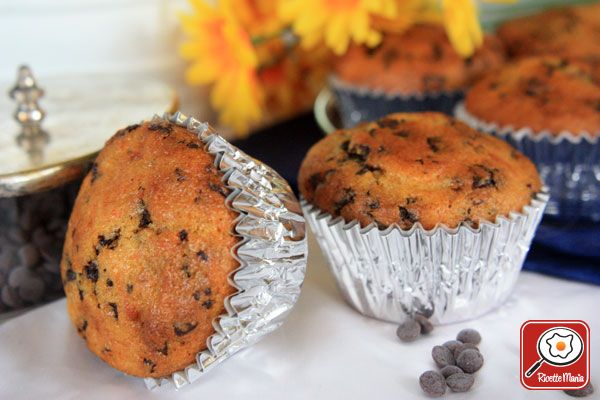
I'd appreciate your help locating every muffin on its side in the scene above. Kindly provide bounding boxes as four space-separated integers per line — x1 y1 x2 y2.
497 3 600 61
61 121 240 378
299 112 541 230
330 24 505 127
300 112 547 324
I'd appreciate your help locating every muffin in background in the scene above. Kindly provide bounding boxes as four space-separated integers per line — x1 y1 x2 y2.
330 24 505 128
456 56 600 220
300 112 547 324
497 3 600 63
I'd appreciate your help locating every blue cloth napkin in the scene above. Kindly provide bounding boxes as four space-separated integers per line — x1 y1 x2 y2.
234 114 600 286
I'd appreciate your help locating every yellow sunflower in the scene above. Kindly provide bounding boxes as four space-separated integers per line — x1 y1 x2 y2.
280 0 397 55
179 0 263 134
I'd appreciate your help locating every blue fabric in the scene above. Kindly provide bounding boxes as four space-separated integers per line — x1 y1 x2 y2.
234 114 600 286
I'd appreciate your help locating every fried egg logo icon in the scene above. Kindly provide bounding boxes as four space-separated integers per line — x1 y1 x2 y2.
546 332 574 359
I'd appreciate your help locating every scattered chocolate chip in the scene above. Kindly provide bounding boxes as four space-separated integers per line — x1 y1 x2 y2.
345 144 371 164
77 320 88 333
182 263 191 278
204 288 212 296
84 261 99 282
356 164 383 176
419 370 446 397
432 345 456 368
115 123 140 137
208 182 228 198
202 300 213 309
457 328 481 345
158 342 169 356
396 319 421 342
406 197 417 205
393 130 410 138
126 284 133 294
450 176 464 191
197 250 209 262
186 142 200 149
98 229 120 251
78 289 84 301
106 279 113 287
456 349 484 373
446 372 475 392
440 365 463 378
414 313 433 334
333 188 356 216
108 302 118 320
367 199 380 210
193 291 201 301
308 169 336 192
564 382 594 397
427 137 442 153
174 322 198 336
65 268 76 282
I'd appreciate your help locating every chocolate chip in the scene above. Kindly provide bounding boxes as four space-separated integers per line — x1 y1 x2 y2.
202 300 213 309
108 302 118 320
453 342 479 360
143 358 156 373
406 197 417 205
333 188 356 216
186 142 201 149
106 279 113 287
148 121 173 135
470 164 498 189
158 342 169 356
208 182 228 198
178 229 188 242
345 144 370 164
78 288 84 301
182 263 191 278
308 169 336 192
427 137 442 153
204 288 212 295
356 164 383 176
457 328 481 345
432 345 456 368
138 201 152 229
175 168 186 182
115 123 140 137
419 370 446 397
564 382 595 397
84 261 99 282
65 268 76 282
393 130 410 138
98 229 120 251
414 313 433 334
456 349 484 373
174 322 198 336
396 319 421 342
440 365 463 378
399 206 418 225
197 250 208 262
90 162 100 183
193 291 201 301
367 199 380 210
126 284 133 294
446 372 475 392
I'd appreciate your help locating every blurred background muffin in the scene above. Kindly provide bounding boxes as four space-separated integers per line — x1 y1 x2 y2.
330 24 505 128
457 56 600 221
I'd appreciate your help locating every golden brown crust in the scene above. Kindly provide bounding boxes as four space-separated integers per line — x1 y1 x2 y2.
299 112 541 230
465 57 600 135
332 24 505 94
497 4 600 61
61 121 239 378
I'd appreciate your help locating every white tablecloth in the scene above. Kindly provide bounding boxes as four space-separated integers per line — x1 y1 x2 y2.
0 234 598 399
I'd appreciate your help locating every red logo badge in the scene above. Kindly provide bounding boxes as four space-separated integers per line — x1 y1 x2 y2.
520 320 589 390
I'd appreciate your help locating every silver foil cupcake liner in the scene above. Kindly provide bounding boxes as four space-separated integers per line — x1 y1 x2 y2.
302 190 548 325
455 102 600 221
329 75 464 128
144 113 307 390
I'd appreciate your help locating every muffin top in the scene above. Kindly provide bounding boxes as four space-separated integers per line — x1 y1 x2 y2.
332 24 505 94
497 3 600 61
298 112 541 230
61 120 239 377
465 57 600 135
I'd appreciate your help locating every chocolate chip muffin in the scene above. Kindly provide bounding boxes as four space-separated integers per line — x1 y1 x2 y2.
464 57 600 135
299 112 541 230
333 24 505 95
497 3 600 62
61 121 239 378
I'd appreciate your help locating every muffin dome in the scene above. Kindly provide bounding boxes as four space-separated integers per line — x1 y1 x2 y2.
497 3 600 61
60 121 239 377
332 24 505 94
464 57 600 135
299 112 541 230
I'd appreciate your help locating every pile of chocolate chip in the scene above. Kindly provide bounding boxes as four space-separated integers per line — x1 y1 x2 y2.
0 182 79 312
419 328 483 397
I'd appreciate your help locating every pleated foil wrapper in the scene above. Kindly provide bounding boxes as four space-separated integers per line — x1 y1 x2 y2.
144 113 308 390
303 190 548 325
455 102 600 221
330 75 464 129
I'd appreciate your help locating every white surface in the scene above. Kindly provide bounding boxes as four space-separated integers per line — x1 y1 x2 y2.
0 233 598 399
